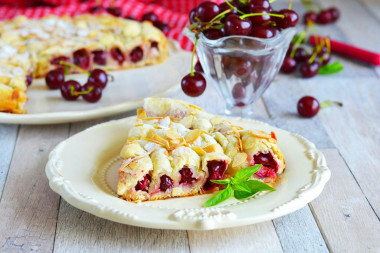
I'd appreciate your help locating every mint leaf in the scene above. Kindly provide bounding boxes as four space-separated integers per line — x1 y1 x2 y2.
204 185 233 207
318 62 344 75
234 180 276 200
232 182 251 193
210 179 231 185
234 165 262 181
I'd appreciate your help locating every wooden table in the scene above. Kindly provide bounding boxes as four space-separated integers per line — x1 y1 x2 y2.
1 0 379 252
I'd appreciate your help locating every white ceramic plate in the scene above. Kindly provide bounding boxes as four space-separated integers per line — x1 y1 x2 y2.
45 116 330 230
0 40 191 125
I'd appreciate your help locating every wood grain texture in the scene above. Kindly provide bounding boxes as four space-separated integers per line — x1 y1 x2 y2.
0 124 69 252
188 222 283 253
311 149 380 252
0 124 18 199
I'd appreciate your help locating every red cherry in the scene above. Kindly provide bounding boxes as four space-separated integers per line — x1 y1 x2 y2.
89 6 103 13
232 82 246 100
297 96 320 118
110 47 125 64
231 58 252 78
328 7 340 21
196 1 220 22
159 175 173 191
45 68 65 90
179 167 196 185
60 80 80 101
320 54 331 66
135 174 151 192
203 29 225 40
153 21 170 33
130 47 143 63
189 7 198 24
300 62 320 78
281 56 297 73
73 49 90 70
317 10 333 24
294 47 310 62
50 56 70 66
249 7 271 27
106 7 122 17
303 11 318 24
203 160 227 191
81 82 102 103
26 75 33 86
92 50 107 65
250 26 277 38
225 14 252 36
249 0 272 11
181 72 206 97
141 12 158 22
88 69 108 89
277 9 299 28
194 61 203 73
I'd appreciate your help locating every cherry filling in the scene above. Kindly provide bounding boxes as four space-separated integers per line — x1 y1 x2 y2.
253 153 278 179
25 75 33 86
135 174 151 192
50 56 70 66
203 160 228 191
73 49 90 70
130 47 143 63
150 41 159 50
110 47 125 64
179 167 196 185
160 175 173 191
92 50 107 65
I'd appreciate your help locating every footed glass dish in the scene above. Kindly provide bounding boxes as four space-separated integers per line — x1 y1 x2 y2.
184 28 296 116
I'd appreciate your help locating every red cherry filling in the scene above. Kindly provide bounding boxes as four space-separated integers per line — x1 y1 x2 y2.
73 49 90 70
135 174 151 192
51 56 70 66
203 160 228 191
253 153 278 179
130 47 144 63
150 41 159 50
160 175 173 191
26 75 33 86
92 50 107 65
110 47 125 64
179 167 196 185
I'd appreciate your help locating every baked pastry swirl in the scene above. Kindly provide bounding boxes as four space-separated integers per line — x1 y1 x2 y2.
117 98 285 202
0 14 168 114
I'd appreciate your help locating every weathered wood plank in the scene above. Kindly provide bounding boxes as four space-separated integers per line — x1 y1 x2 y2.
310 149 380 252
305 77 380 215
188 222 283 253
0 124 18 199
0 124 69 252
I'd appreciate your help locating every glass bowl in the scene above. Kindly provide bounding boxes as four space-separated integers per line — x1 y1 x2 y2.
183 28 296 116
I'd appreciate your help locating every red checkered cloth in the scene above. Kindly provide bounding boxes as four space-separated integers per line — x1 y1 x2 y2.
0 0 223 50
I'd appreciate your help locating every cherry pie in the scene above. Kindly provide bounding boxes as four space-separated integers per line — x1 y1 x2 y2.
117 98 285 202
0 14 168 114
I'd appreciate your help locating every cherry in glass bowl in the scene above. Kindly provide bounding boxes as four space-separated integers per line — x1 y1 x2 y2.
183 27 296 116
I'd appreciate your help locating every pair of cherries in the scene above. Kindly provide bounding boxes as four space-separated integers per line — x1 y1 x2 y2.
45 67 108 103
304 7 340 25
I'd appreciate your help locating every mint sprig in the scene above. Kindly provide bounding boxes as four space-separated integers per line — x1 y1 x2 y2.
204 164 276 207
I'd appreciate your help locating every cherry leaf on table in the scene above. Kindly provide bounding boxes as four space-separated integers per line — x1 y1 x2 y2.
204 185 234 207
318 62 344 74
234 164 262 180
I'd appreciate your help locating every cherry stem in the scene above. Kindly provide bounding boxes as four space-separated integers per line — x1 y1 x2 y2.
308 49 318 64
225 0 246 15
240 13 284 19
210 9 231 23
290 31 306 58
325 37 331 54
73 86 94 96
269 0 277 3
320 100 343 109
288 0 293 10
59 61 90 75
190 37 198 77
301 0 322 11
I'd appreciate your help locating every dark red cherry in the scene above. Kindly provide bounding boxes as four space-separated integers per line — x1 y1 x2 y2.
254 153 276 167
286 43 294 56
150 41 159 49
194 61 203 73
249 0 271 10
225 14 252 36
181 72 206 97
294 47 310 62
281 56 297 73
135 174 151 192
141 12 158 22
89 6 103 13
179 167 196 185
88 69 108 89
300 62 320 78
159 175 173 191
277 9 299 28
130 47 143 63
50 56 70 66
232 82 246 100
250 26 277 38
232 0 249 12
189 7 198 24
106 7 122 17
81 82 102 103
203 28 224 40
297 96 320 118
45 68 65 90
317 10 333 24
328 7 340 22
231 58 252 78
92 50 106 65
320 54 331 66
60 80 80 101
73 49 90 70
203 160 227 191
249 7 271 27
303 11 318 24
314 46 328 57
26 75 33 86
153 21 170 33
196 1 220 22
110 47 125 64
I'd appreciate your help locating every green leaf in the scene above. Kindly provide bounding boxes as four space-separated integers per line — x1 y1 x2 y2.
210 179 231 185
234 165 262 181
232 181 251 193
204 185 233 207
318 62 344 75
234 180 276 200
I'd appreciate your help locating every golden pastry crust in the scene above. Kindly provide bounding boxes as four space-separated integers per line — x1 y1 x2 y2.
117 98 285 202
